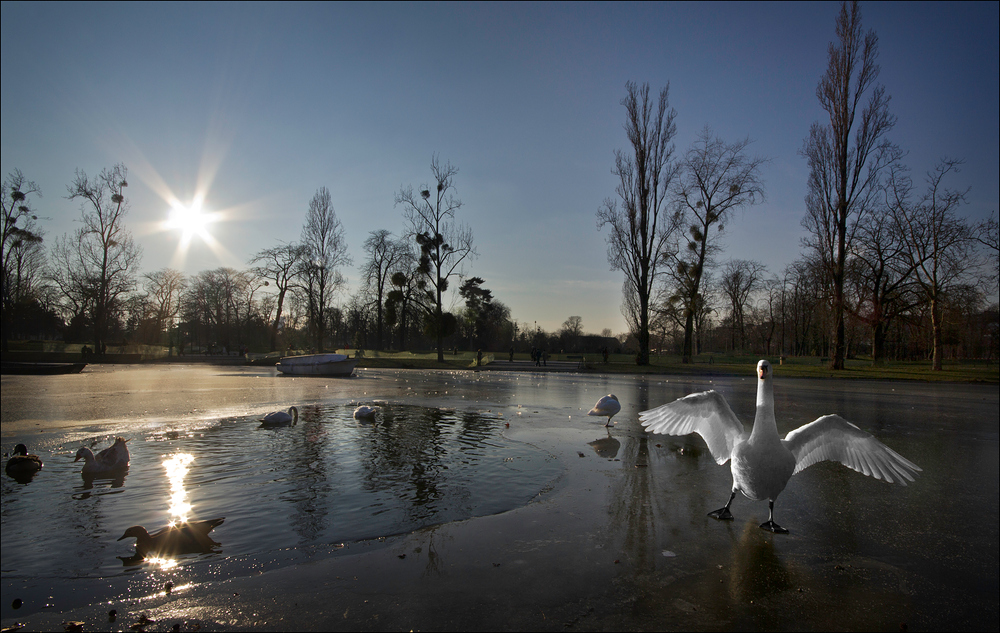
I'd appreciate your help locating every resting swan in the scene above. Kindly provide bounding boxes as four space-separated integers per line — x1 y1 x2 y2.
260 406 298 427
75 437 130 476
638 359 921 533
588 394 621 427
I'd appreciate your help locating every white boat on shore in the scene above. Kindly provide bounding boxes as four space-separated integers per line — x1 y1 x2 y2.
275 353 358 377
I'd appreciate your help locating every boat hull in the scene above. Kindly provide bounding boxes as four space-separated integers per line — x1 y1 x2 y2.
275 354 357 377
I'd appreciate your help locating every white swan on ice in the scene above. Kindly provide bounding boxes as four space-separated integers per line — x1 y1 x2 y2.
638 359 921 533
588 394 621 427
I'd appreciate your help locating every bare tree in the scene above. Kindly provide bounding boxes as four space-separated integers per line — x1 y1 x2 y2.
751 276 783 356
674 127 766 363
801 0 902 369
395 156 476 361
597 81 681 365
974 211 998 293
143 268 187 350
845 205 919 364
720 259 767 352
2 170 44 350
300 187 350 352
2 170 47 350
251 242 306 351
360 230 407 351
889 160 973 370
62 163 142 353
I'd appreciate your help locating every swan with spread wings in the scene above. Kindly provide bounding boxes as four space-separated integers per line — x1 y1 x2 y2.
638 359 921 533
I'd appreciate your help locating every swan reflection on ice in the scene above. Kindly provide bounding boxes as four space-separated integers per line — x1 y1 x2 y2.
639 359 921 533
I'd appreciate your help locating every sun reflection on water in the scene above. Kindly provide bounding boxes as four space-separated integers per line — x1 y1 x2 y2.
163 453 195 524
145 556 178 570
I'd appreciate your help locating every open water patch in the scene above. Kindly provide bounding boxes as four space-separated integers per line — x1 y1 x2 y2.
1 403 561 586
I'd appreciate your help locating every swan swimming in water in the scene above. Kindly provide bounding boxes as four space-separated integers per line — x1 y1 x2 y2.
260 406 298 427
75 437 130 476
588 394 621 427
639 359 921 533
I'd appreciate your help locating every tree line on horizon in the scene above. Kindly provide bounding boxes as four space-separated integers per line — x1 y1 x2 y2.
3 1 997 367
597 0 998 369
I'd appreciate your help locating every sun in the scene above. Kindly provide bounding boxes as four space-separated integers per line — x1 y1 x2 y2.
166 198 215 241
160 195 231 268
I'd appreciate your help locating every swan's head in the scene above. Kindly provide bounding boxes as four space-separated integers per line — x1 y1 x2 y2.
757 359 771 381
74 447 94 463
118 526 149 541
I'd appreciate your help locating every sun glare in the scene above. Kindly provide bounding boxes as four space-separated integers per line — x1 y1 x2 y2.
160 195 235 268
166 198 215 240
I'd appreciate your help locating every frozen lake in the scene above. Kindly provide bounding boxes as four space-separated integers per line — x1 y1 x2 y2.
2 364 998 631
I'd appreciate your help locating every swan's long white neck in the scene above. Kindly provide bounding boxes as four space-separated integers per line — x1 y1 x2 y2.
751 367 778 441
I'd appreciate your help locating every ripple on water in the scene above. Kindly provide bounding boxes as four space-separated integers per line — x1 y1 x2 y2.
0 403 561 579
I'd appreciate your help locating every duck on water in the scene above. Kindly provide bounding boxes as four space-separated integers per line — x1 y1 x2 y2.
74 437 130 477
639 359 921 533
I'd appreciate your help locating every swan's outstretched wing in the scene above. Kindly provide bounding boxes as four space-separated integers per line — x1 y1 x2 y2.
783 414 921 484
638 391 747 465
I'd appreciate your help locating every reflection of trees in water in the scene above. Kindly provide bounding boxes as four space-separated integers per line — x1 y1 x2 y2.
412 525 449 579
607 433 657 572
358 406 498 525
281 405 332 546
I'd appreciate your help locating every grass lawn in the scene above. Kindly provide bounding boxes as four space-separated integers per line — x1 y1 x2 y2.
347 349 999 383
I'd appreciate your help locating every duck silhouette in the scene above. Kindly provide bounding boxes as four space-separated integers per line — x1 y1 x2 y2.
118 518 225 557
6 444 43 478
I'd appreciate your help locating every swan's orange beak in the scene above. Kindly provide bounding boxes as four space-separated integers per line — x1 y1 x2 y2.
758 366 766 380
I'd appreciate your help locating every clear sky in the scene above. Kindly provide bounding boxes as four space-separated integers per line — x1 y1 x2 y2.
2 1 997 335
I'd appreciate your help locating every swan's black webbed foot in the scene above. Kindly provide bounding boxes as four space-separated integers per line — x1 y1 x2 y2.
759 520 788 534
708 507 734 521
708 491 737 521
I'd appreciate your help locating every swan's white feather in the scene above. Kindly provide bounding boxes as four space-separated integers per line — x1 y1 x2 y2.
588 395 621 420
638 390 747 465
783 414 922 484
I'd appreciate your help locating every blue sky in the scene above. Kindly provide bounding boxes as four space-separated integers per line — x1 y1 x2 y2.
2 1 997 334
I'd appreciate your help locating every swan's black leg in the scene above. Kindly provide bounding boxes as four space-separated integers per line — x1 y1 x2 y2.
759 500 788 534
708 491 736 521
